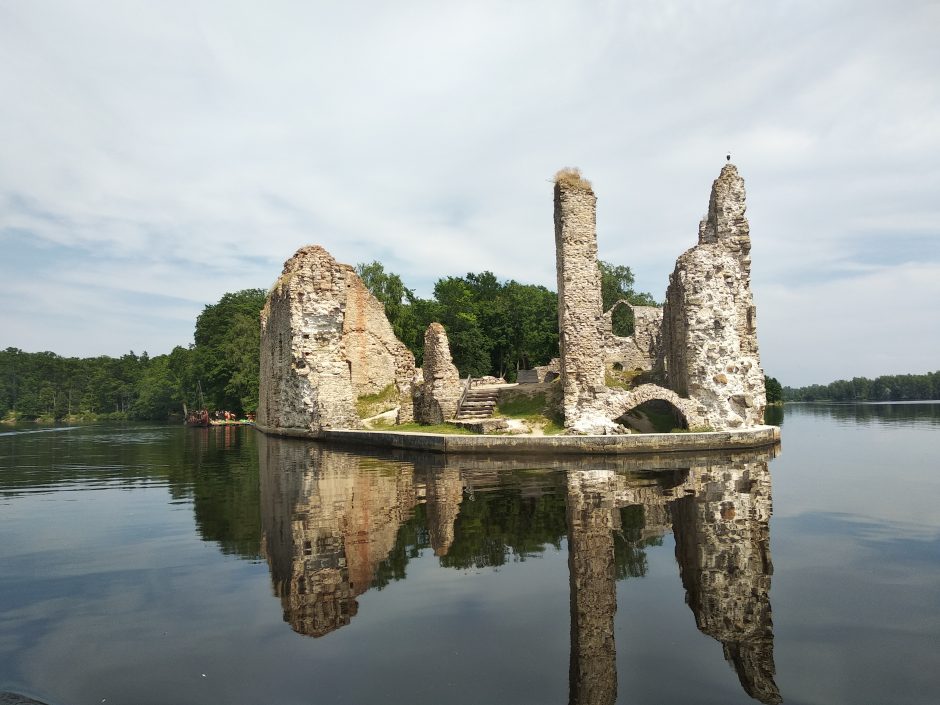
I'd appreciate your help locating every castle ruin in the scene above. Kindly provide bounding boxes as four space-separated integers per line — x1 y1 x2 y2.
552 163 766 433
257 246 416 434
257 163 767 437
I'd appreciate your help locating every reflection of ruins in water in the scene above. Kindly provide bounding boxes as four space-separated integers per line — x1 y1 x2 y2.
566 452 781 705
258 435 781 703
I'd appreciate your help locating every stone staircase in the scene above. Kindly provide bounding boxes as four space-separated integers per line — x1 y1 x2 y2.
455 386 500 421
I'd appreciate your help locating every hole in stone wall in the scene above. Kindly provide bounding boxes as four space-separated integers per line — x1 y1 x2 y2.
610 302 636 337
616 399 688 433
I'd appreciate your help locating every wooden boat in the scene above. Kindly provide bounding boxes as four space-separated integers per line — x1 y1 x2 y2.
185 409 210 427
183 382 210 427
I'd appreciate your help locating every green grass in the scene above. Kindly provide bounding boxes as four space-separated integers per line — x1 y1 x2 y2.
494 391 567 435
605 368 641 390
391 423 474 435
495 394 546 417
356 384 398 419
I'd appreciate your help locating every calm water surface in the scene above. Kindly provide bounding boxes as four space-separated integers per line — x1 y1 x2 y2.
1 404 938 705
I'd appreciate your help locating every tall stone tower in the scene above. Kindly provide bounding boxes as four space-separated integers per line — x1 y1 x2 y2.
554 169 606 426
258 246 360 434
662 164 766 429
257 245 416 435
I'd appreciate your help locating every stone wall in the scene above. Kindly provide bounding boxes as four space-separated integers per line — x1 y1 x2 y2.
600 301 663 373
343 271 416 423
414 322 462 424
258 246 359 433
554 169 606 425
258 245 416 434
517 358 559 384
662 165 766 429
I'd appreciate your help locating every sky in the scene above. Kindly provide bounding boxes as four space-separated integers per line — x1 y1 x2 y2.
1 0 938 387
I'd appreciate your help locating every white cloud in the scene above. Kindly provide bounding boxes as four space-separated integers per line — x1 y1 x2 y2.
1 0 938 381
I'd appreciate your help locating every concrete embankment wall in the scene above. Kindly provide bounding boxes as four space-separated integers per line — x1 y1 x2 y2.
254 424 780 455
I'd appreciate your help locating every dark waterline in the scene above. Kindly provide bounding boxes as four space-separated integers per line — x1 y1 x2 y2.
1 405 938 704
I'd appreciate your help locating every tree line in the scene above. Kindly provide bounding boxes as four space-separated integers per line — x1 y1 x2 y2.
0 258 717 423
783 371 940 402
356 259 654 378
1 289 266 423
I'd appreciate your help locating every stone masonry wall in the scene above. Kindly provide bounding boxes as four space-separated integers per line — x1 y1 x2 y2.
342 271 416 423
414 322 462 424
600 301 663 373
258 245 416 434
258 246 359 433
554 169 606 425
662 164 766 429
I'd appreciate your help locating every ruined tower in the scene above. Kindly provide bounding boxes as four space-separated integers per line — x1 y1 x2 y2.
257 245 416 435
554 169 606 426
662 165 766 429
414 322 462 424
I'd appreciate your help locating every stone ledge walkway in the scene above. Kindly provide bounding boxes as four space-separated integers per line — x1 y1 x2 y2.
255 423 780 456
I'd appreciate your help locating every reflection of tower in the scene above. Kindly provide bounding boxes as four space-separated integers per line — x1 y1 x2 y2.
566 470 617 705
259 435 416 637
424 467 463 557
671 458 781 704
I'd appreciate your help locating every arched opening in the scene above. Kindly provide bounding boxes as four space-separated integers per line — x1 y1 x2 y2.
616 399 688 433
608 300 636 337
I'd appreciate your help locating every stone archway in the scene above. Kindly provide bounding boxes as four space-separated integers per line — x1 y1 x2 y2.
602 384 703 431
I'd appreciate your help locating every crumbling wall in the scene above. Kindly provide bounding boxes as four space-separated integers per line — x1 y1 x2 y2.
554 169 606 424
662 164 766 429
258 245 416 434
517 358 559 384
343 272 416 423
600 301 663 374
258 246 359 433
414 322 462 424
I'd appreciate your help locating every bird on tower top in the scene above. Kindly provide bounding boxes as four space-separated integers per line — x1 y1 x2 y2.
726 153 731 162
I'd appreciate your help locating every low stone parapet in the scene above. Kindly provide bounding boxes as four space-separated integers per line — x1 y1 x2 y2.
253 424 781 455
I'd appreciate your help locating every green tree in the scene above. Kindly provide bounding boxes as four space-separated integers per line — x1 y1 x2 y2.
355 261 413 340
598 260 658 336
193 289 266 414
764 375 782 404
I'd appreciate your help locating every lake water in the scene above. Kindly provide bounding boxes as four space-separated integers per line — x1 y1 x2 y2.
1 403 938 705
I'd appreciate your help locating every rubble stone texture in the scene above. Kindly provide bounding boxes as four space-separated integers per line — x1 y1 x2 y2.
343 272 416 423
414 322 462 424
600 301 663 373
662 164 766 429
554 170 606 423
554 163 766 433
257 245 415 434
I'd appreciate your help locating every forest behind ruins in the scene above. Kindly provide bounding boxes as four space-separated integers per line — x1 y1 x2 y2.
1 260 931 423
